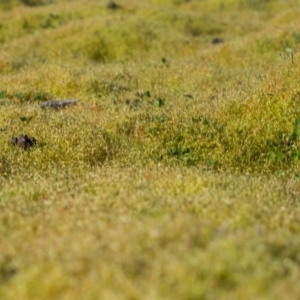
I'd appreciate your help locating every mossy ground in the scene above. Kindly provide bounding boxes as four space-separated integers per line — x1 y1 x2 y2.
0 0 300 299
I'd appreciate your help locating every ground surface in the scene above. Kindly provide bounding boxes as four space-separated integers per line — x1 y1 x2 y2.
0 0 300 299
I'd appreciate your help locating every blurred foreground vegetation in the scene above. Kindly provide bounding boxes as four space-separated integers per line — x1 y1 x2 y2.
0 0 300 299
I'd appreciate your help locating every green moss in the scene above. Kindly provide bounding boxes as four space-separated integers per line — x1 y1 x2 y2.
0 0 300 299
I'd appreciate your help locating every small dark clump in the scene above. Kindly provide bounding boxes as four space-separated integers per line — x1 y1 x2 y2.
107 1 121 9
211 38 224 45
11 135 37 149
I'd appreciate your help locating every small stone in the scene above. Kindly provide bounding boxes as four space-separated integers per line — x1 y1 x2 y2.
40 99 77 110
107 1 121 9
11 135 37 149
211 38 224 45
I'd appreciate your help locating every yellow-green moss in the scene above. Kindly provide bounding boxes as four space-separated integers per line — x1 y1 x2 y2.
1 0 300 299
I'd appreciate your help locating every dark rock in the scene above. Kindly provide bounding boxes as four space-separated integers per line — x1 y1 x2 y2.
11 135 37 149
211 38 224 45
40 99 77 109
107 1 121 9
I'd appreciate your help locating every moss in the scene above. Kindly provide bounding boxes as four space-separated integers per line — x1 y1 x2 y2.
0 0 300 299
